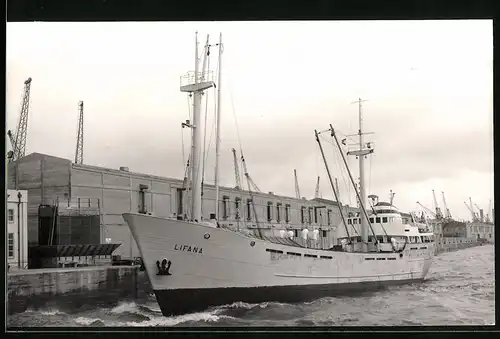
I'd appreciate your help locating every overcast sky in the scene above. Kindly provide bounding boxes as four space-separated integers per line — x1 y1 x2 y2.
6 20 493 221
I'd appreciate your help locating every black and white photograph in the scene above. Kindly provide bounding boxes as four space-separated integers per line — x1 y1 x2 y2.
6 19 494 328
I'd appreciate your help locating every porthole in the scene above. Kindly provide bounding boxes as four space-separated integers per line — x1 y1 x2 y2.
250 241 256 247
204 233 211 240
399 253 403 258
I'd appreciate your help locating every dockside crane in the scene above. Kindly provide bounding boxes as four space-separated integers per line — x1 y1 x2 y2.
75 101 84 164
465 198 477 222
416 201 437 219
486 199 492 222
432 189 443 219
231 148 242 190
314 176 320 198
241 153 260 192
294 169 301 199
335 177 340 203
474 203 484 222
441 191 452 219
8 77 33 162
6 130 16 162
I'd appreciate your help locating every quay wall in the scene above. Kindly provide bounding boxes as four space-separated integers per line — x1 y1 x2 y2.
7 265 152 315
435 237 484 255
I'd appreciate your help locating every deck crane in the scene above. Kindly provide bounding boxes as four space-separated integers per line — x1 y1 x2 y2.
294 169 301 199
8 77 33 162
432 189 443 219
75 101 84 164
314 176 320 198
416 201 437 219
441 191 452 219
231 148 242 190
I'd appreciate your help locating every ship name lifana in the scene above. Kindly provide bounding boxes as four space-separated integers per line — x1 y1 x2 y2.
174 244 204 254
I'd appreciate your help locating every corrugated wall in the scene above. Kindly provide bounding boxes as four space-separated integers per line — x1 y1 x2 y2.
70 165 175 258
7 153 71 245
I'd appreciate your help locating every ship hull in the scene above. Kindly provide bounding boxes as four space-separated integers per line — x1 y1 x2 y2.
123 213 434 317
153 278 420 316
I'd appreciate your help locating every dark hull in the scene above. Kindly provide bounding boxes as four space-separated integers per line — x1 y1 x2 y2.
154 278 422 317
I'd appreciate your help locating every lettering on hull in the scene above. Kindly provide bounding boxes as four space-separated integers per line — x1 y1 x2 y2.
174 244 204 254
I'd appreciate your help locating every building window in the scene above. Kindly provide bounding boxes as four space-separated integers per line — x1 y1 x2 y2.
382 217 388 223
176 188 184 216
285 204 290 223
301 207 306 224
138 186 147 214
327 209 332 225
222 196 230 219
276 203 282 222
8 209 14 223
8 233 14 258
235 198 241 220
246 199 252 221
308 207 313 224
267 202 273 221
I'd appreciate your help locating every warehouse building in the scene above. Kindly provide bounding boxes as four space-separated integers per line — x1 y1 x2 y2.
8 152 359 259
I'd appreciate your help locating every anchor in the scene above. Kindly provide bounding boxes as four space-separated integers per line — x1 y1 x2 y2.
156 258 172 276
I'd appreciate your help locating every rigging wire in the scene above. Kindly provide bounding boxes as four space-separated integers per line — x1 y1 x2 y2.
229 87 261 233
201 47 211 187
319 134 361 238
181 125 186 172
202 54 220 174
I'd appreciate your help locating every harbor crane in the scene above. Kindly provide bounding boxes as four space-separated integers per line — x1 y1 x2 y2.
294 169 301 199
432 189 443 219
474 203 484 222
441 191 452 219
486 199 492 222
75 101 84 164
231 148 242 190
335 177 340 203
241 153 260 192
464 198 478 222
6 130 16 162
416 201 437 219
8 77 33 162
314 176 320 198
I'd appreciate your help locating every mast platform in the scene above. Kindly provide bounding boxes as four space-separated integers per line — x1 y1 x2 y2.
180 71 215 93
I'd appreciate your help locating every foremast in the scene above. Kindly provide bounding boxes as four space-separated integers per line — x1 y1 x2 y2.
214 33 223 220
180 32 215 222
347 98 374 252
